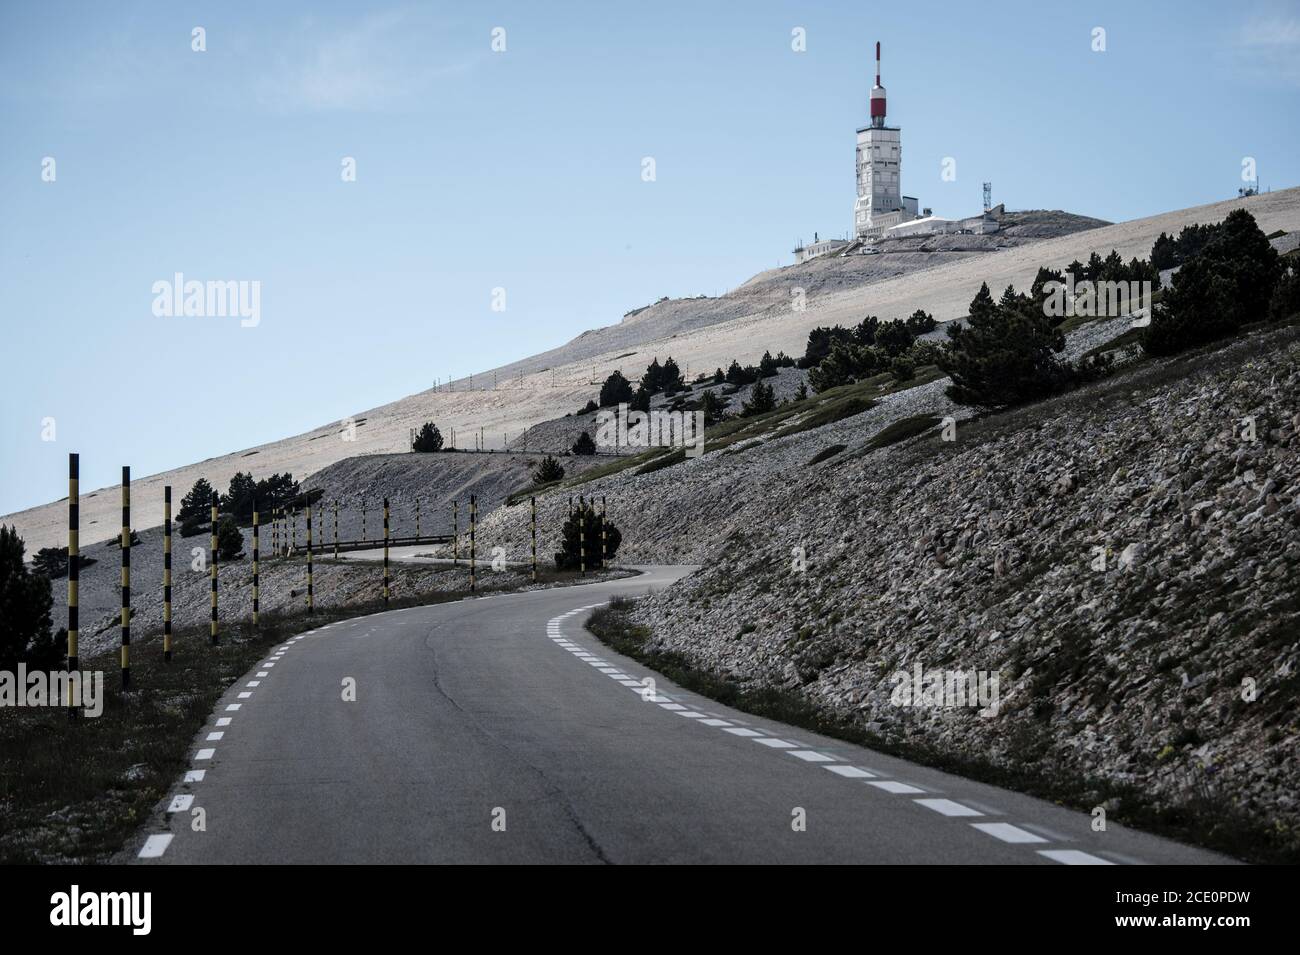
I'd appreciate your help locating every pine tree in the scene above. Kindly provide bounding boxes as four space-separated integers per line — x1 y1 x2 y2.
875 319 916 357
178 478 216 527
254 473 301 514
852 315 881 345
939 282 1073 409
221 471 258 520
630 385 651 412
660 357 685 394
1142 210 1281 356
889 355 916 382
968 281 996 320
215 516 245 560
412 421 445 452
571 431 597 455
1269 261 1300 322
700 389 726 424
905 309 937 335
725 359 758 386
1085 252 1103 281
740 379 776 417
0 525 60 670
599 370 634 407
532 455 565 486
554 502 621 570
640 358 664 394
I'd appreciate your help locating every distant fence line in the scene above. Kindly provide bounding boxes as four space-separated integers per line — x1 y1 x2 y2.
58 452 608 715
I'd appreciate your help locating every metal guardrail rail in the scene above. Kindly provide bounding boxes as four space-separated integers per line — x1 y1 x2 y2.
289 534 453 556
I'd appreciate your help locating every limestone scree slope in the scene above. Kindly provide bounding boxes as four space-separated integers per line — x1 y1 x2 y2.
7 188 1300 553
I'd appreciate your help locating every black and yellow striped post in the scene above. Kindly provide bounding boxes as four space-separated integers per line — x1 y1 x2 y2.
361 498 366 544
568 496 573 517
291 507 297 554
530 496 538 583
601 495 608 568
333 499 339 559
210 492 219 644
469 494 476 592
251 502 260 627
453 501 459 565
67 453 79 717
415 497 421 540
383 497 390 606
579 494 586 577
163 486 173 661
306 502 314 613
273 507 280 557
120 466 130 689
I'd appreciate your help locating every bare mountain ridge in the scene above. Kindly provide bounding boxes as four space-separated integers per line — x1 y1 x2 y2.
524 210 1108 370
7 189 1299 553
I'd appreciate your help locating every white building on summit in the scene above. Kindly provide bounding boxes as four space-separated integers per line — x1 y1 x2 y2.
854 43 919 240
794 43 998 263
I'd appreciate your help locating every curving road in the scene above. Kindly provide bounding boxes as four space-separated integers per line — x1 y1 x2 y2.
129 566 1230 864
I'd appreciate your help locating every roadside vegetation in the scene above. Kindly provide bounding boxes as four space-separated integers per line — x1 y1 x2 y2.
176 472 319 537
411 421 445 452
1 525 63 672
554 501 621 570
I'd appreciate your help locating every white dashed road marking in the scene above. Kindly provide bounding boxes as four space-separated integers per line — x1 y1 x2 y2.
971 822 1048 844
825 765 875 779
542 606 1134 865
166 794 194 813
915 798 983 817
868 781 925 794
138 834 173 859
1038 849 1114 865
787 750 836 762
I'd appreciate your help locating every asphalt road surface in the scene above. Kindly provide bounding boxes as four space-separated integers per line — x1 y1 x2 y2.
129 566 1230 864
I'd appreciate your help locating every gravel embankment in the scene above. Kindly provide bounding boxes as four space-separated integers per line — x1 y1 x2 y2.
471 322 1300 855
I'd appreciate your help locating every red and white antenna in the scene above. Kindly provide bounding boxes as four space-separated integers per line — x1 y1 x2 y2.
869 41 887 127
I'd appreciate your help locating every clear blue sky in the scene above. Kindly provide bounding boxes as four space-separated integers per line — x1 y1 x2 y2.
2 0 1298 515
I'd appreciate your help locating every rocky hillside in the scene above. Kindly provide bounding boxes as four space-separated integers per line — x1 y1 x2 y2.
299 450 606 539
473 320 1300 860
11 191 1296 554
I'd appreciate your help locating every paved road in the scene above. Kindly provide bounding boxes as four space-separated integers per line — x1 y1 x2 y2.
130 566 1230 864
